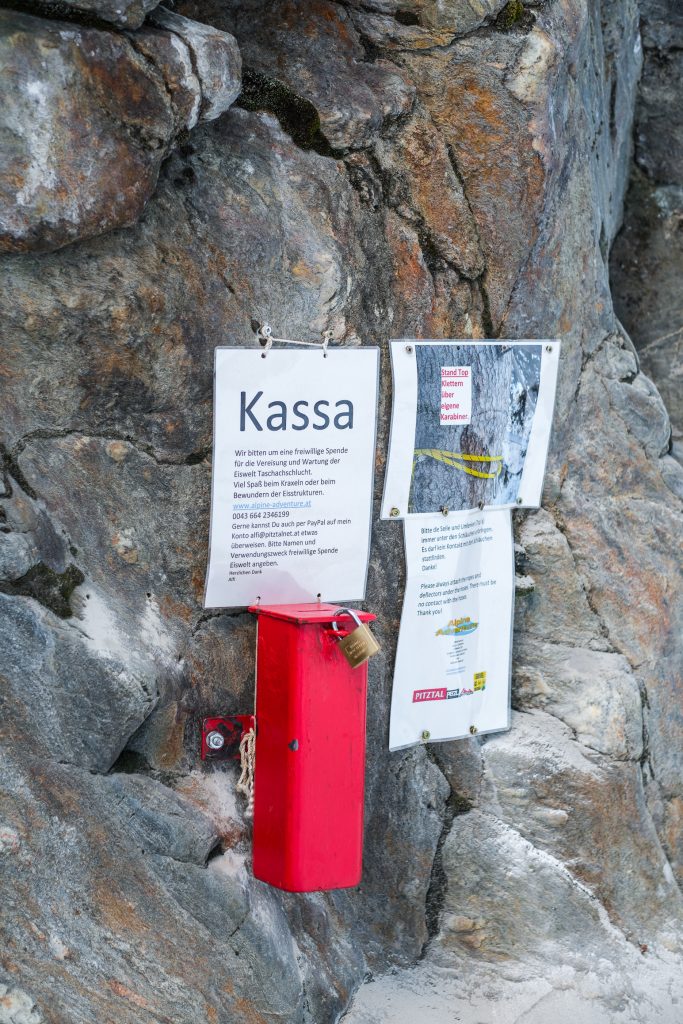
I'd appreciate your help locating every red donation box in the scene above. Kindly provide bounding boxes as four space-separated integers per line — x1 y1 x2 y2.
248 603 375 892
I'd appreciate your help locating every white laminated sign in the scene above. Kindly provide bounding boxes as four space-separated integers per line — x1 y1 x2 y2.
204 346 379 608
382 339 560 517
389 509 514 751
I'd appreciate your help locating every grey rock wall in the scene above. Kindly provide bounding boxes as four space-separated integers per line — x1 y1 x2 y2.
0 0 682 1021
611 0 683 469
0 7 240 253
20 0 162 29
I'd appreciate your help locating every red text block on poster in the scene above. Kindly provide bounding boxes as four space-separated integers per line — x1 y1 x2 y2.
440 367 471 425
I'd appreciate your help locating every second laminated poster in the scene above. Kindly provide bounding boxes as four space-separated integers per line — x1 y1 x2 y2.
389 509 514 750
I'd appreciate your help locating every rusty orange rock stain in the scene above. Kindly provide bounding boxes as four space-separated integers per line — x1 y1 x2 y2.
108 980 154 1011
191 568 206 603
154 706 187 770
105 441 128 462
159 592 193 623
231 996 270 1024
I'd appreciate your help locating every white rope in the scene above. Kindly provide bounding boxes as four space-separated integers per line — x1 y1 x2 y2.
269 337 325 347
236 728 256 818
256 323 332 355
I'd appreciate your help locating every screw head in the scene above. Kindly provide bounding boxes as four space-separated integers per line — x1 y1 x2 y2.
421 729 431 741
390 507 400 517
545 344 553 352
406 345 413 353
469 725 478 735
440 505 449 517
206 730 225 750
516 497 523 504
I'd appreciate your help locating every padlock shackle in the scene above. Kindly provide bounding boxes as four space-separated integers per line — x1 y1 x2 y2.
330 607 362 634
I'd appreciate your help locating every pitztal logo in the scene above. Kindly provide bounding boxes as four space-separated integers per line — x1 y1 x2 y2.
412 688 447 703
435 616 478 637
413 673 487 703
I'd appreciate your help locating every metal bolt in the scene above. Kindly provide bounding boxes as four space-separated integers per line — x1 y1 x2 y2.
478 501 485 511
469 725 478 735
390 507 400 517
406 345 413 353
440 505 449 517
206 730 225 750
516 497 523 504
421 729 431 741
545 344 553 352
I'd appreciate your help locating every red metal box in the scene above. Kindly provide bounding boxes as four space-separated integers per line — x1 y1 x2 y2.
248 603 375 892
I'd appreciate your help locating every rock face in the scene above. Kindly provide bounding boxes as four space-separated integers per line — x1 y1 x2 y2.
0 8 240 253
611 0 683 466
21 0 162 29
0 1 682 1022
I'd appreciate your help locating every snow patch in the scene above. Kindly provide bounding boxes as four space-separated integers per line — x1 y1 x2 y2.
208 848 246 881
48 934 70 961
167 33 201 130
343 947 683 1024
71 587 177 676
73 588 133 665
15 81 57 208
0 984 43 1024
0 826 21 855
140 596 177 665
181 770 240 824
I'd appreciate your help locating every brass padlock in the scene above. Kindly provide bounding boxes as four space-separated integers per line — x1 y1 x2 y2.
331 608 380 669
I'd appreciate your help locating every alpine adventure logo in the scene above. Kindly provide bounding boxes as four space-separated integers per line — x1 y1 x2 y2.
435 616 478 637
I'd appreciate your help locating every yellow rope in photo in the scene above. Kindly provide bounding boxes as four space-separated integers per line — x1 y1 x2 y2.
413 449 504 480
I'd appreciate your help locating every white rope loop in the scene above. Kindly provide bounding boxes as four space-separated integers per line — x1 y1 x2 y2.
255 321 333 356
236 728 256 818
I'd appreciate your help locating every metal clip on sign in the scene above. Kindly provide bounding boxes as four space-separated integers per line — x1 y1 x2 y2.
252 320 334 357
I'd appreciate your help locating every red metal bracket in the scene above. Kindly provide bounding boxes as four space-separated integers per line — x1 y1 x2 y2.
201 715 255 761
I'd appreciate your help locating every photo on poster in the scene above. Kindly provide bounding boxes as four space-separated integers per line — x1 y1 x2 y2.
389 509 514 751
204 346 379 609
382 340 560 517
412 343 541 510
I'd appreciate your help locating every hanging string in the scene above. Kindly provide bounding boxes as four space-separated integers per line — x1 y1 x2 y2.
254 322 333 356
236 728 256 818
